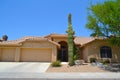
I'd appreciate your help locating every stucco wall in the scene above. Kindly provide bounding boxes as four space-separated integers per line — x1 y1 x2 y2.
82 40 120 63
51 45 57 62
112 46 120 62
0 48 1 60
22 41 53 48
53 38 68 43
82 47 88 62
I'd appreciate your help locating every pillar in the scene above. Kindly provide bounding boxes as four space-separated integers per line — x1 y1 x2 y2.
14 47 20 62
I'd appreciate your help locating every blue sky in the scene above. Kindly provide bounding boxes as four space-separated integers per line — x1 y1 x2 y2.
0 0 104 40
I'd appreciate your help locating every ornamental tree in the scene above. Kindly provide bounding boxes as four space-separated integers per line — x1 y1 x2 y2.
66 13 75 66
86 0 120 47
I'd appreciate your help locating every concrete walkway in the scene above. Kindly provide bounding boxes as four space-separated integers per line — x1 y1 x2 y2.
0 73 120 80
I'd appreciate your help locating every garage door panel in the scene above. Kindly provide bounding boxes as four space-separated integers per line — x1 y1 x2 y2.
1 48 15 62
21 48 52 62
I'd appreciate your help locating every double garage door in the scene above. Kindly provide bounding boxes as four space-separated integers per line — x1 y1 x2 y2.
21 48 52 62
1 48 52 62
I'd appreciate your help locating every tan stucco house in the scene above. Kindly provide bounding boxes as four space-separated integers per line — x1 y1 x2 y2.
0 33 120 63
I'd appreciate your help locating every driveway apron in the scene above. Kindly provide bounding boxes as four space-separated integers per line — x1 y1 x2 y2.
0 62 50 73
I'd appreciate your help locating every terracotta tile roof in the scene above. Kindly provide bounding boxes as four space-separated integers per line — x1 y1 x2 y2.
45 34 96 46
0 35 104 47
0 40 21 46
19 36 60 46
45 33 68 38
74 37 95 46
18 36 46 42
0 36 60 46
46 33 97 46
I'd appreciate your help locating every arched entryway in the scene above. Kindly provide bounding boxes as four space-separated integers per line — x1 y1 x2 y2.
57 41 68 62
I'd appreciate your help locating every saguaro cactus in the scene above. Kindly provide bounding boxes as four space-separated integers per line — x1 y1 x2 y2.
66 13 75 66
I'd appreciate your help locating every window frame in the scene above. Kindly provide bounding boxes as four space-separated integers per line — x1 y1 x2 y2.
100 46 112 58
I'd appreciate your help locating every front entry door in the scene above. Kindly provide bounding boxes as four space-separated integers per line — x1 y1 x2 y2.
58 46 68 62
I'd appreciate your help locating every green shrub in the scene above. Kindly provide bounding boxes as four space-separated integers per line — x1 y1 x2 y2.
51 60 61 67
90 58 97 63
73 47 79 61
73 54 78 61
102 59 110 65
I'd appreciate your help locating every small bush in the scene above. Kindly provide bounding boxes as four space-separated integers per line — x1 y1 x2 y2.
73 54 78 61
102 59 110 65
90 58 97 63
68 61 74 66
51 60 61 67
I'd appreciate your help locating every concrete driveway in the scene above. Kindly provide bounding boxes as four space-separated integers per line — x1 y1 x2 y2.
0 62 50 73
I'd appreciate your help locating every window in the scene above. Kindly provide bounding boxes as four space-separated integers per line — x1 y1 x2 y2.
100 46 112 58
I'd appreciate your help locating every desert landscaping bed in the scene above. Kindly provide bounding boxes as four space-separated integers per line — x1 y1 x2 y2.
46 63 110 72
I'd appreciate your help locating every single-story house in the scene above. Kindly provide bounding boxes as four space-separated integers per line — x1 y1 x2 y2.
0 33 120 62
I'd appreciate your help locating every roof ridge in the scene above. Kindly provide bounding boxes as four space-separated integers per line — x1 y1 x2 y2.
45 33 67 37
76 36 94 38
17 36 44 40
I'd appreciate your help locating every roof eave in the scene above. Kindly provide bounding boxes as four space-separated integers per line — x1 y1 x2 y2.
0 44 22 47
47 39 60 48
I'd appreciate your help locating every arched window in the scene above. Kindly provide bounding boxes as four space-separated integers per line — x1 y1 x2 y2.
100 46 112 58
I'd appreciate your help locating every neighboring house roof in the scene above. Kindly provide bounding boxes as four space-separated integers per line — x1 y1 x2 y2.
0 36 60 47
